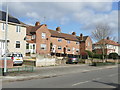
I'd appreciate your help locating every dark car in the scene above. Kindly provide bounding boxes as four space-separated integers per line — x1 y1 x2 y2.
66 56 79 64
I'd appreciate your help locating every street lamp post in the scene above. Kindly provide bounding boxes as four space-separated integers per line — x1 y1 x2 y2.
3 3 8 76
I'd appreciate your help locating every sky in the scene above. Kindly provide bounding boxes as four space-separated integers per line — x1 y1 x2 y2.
0 1 118 42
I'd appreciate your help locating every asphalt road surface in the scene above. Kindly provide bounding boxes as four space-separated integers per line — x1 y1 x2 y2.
2 67 118 88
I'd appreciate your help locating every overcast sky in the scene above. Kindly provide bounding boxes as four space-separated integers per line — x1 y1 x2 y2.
1 1 118 42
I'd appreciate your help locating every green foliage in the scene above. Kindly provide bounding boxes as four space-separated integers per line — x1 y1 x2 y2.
93 54 103 59
85 50 94 58
109 53 118 59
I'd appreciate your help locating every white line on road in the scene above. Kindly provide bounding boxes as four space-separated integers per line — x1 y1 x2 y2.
72 78 102 86
72 80 90 86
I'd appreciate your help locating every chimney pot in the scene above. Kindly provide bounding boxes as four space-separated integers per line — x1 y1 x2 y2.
80 33 83 40
72 32 76 36
35 22 40 26
107 37 109 40
56 27 61 33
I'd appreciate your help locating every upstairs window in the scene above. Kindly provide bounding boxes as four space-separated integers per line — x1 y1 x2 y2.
67 48 70 51
26 43 29 49
32 34 36 39
88 42 90 46
58 46 62 50
67 40 70 44
16 26 21 32
41 44 46 50
16 41 20 48
76 42 79 44
42 33 46 39
76 49 79 52
58 38 62 42
1 23 5 31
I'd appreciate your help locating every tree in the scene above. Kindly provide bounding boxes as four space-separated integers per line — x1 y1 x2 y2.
85 50 94 58
92 23 112 61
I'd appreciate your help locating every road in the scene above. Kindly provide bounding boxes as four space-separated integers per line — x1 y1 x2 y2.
2 66 118 88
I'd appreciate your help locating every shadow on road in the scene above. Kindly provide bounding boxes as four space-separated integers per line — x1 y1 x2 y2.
92 80 119 89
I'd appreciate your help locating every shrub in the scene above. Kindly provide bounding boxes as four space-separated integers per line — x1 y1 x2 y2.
93 54 103 59
85 50 94 58
108 53 119 59
81 52 88 59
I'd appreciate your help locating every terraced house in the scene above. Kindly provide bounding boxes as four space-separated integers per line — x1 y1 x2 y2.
26 22 92 57
0 11 26 57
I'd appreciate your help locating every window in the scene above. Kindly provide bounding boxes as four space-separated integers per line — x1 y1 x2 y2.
72 47 75 51
88 42 90 46
58 38 62 42
76 42 79 44
67 40 70 44
30 45 32 49
41 44 46 50
76 49 79 53
42 33 46 39
16 41 20 48
32 35 36 39
58 46 62 50
26 43 29 49
2 23 5 31
16 26 20 32
33 44 35 49
67 48 70 51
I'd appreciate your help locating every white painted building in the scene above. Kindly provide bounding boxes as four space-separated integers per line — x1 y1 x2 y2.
93 37 120 55
0 11 27 57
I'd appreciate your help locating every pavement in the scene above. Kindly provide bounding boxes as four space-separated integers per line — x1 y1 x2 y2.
1 64 118 83
2 65 119 88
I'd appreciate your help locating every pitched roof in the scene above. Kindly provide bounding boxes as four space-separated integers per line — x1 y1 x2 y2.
0 11 26 25
26 25 42 35
76 36 89 41
94 39 120 46
49 29 79 41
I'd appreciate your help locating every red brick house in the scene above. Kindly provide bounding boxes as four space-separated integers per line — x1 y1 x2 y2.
26 22 93 57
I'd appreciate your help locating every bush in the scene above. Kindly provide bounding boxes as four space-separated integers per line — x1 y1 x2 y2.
109 53 119 59
93 54 103 59
81 52 88 59
85 50 94 58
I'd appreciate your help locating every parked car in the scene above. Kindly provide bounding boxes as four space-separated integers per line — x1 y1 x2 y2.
66 56 79 64
4 52 23 66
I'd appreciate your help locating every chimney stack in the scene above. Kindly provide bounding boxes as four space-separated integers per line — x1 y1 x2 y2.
80 33 83 40
35 22 40 26
107 37 109 40
72 32 76 36
56 27 61 33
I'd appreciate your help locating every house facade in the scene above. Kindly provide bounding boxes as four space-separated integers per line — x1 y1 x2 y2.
93 37 120 55
26 22 92 57
0 11 26 57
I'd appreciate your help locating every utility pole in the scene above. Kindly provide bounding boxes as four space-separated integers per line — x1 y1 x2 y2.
3 3 8 76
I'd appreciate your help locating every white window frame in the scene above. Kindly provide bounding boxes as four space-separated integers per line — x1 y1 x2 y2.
16 41 20 48
76 49 79 53
58 46 62 50
41 33 46 39
2 23 5 31
67 48 70 51
67 40 70 44
40 44 46 50
16 26 21 33
32 34 36 39
76 42 79 44
58 38 62 42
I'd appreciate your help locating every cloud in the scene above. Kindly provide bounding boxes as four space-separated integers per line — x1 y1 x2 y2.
1 2 118 39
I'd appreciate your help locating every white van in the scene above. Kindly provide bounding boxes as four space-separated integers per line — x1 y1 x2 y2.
5 52 23 66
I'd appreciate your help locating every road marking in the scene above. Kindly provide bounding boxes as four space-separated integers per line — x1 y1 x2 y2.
72 78 101 86
72 80 90 86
